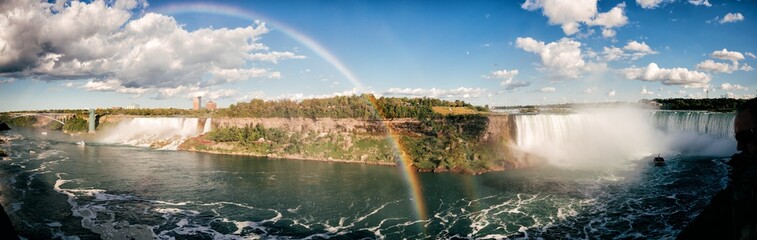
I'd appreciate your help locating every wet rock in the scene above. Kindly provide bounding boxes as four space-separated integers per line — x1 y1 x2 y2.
0 122 10 131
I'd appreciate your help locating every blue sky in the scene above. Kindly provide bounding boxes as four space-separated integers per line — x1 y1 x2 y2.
0 0 755 111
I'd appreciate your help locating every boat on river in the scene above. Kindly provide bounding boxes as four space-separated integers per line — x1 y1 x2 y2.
654 155 665 166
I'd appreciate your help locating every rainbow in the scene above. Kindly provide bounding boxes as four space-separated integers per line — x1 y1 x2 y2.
152 2 427 221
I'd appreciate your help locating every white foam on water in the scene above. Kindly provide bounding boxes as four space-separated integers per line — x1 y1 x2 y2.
153 207 200 219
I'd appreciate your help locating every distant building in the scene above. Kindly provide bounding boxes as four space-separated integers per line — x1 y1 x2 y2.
193 96 202 110
126 103 140 109
206 100 217 111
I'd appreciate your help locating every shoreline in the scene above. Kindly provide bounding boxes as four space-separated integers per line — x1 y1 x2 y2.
181 147 399 166
180 147 504 175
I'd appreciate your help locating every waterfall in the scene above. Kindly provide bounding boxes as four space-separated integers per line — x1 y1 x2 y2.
651 111 736 157
513 109 736 168
99 117 206 150
652 111 734 137
203 118 212 133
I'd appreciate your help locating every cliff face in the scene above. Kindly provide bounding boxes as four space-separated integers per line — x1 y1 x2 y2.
481 115 510 143
103 115 522 172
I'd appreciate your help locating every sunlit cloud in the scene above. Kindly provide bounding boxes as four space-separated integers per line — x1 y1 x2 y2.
696 49 752 73
711 49 745 63
719 83 748 91
622 63 711 88
521 0 628 37
719 12 744 24
601 41 658 61
688 0 711 7
0 0 302 100
82 79 150 95
635 0 668 9
516 37 605 79
484 69 531 90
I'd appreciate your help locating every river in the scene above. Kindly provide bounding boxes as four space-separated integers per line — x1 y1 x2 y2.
1 120 731 239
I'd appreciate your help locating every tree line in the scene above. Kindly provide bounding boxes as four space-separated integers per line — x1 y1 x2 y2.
652 98 749 111
216 94 487 120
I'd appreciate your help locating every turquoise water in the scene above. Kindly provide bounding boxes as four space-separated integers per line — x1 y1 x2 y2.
1 128 728 239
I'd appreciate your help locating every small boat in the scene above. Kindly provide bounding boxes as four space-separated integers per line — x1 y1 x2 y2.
654 155 665 166
76 141 86 146
41 131 47 135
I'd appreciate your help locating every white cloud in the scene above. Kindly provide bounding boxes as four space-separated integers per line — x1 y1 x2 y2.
601 28 616 38
0 78 15 84
503 81 531 90
248 51 305 64
540 87 556 93
583 87 597 94
0 0 302 99
82 79 149 95
742 63 753 72
485 69 518 81
383 87 487 99
636 0 666 9
587 3 628 38
602 47 624 61
697 49 752 73
607 90 616 96
624 41 658 59
711 49 745 63
484 69 531 90
640 87 654 95
719 12 744 24
720 83 748 91
688 0 711 7
600 41 657 62
516 37 604 78
622 63 711 88
696 60 738 73
624 41 654 53
521 0 627 36
209 68 280 85
746 52 757 59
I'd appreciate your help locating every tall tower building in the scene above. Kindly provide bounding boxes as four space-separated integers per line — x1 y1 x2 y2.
193 96 202 110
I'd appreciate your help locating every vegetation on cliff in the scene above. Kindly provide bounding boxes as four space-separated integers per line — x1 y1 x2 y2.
0 114 37 128
215 95 487 119
181 123 395 164
62 116 88 132
652 98 747 111
184 113 502 173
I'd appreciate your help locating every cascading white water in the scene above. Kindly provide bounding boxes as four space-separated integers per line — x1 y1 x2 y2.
651 111 736 157
514 108 666 168
652 111 734 137
99 118 206 150
203 118 212 133
513 108 737 169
